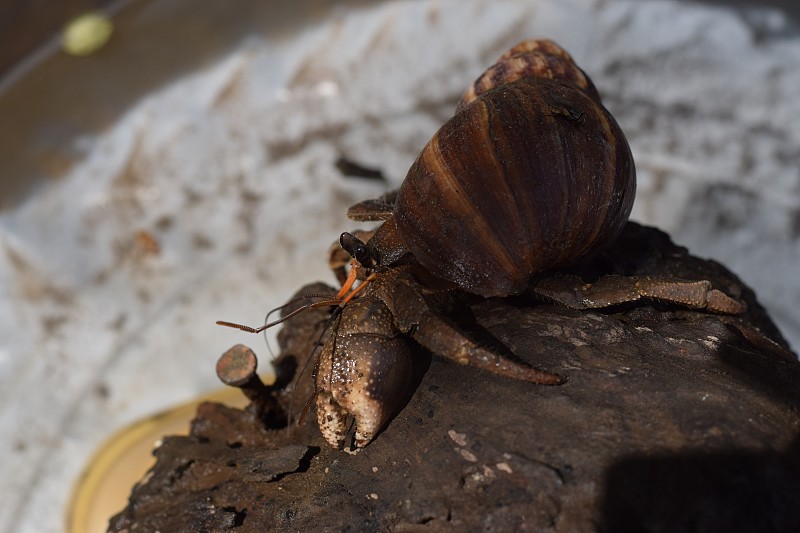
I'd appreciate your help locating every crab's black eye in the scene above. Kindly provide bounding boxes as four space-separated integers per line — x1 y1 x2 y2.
340 232 377 268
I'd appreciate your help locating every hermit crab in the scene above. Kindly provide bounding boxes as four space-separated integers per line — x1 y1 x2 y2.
219 39 745 449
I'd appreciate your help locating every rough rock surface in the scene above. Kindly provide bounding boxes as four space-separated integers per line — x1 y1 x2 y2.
109 223 800 532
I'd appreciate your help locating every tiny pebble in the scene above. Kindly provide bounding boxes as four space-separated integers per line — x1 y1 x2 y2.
458 448 478 462
496 462 513 474
447 429 468 446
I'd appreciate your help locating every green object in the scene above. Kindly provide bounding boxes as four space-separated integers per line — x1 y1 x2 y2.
62 12 114 56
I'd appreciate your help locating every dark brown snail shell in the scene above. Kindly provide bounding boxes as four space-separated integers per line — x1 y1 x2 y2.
370 39 635 298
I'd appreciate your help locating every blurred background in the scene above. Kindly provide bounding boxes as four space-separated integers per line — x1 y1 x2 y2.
1 0 798 531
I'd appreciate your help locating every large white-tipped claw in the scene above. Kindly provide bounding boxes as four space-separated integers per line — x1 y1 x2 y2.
314 297 414 448
315 335 412 448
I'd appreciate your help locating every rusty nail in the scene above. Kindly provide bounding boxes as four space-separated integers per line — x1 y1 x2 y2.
216 344 269 402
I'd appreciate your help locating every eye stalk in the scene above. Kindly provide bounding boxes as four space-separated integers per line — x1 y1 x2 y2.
340 232 378 269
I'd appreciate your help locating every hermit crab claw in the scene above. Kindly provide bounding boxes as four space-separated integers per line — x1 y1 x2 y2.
314 297 413 448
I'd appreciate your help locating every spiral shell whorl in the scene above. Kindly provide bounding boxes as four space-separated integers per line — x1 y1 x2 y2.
457 39 600 112
395 76 635 298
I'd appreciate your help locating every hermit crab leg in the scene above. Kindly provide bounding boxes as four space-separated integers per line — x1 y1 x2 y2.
530 275 746 314
411 312 565 385
384 271 565 385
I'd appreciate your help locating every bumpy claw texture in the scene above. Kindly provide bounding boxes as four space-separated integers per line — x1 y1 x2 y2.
315 295 413 448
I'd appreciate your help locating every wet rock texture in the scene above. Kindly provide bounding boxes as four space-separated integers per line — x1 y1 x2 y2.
109 223 800 532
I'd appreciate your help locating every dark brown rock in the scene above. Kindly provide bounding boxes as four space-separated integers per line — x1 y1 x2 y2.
109 223 800 532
